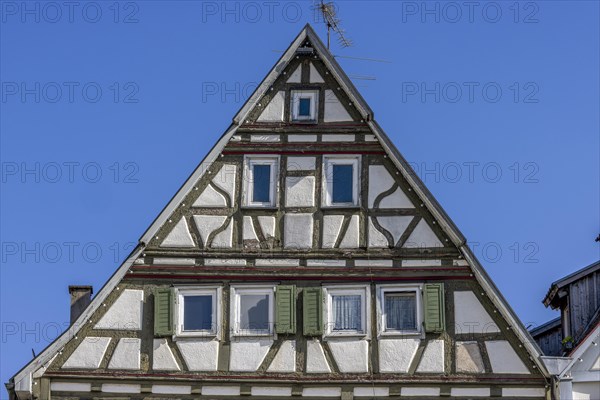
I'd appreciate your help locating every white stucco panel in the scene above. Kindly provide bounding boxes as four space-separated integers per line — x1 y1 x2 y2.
328 339 369 373
286 66 301 83
211 164 236 201
302 387 341 397
285 176 315 207
379 186 414 209
258 216 276 239
379 338 420 373
284 213 313 249
230 338 273 372
257 91 285 122
152 338 180 371
176 339 219 371
287 156 316 171
401 387 440 396
160 217 195 248
451 387 490 397
322 215 344 248
485 340 530 374
403 219 443 248
62 337 111 369
339 215 360 248
193 184 227 207
108 338 140 370
267 340 296 372
454 291 500 334
354 387 389 397
368 218 389 248
309 63 324 83
377 216 413 245
368 165 395 207
455 341 485 373
243 216 259 241
306 339 331 373
95 289 144 330
416 339 445 373
502 388 546 397
324 90 353 122
193 215 227 247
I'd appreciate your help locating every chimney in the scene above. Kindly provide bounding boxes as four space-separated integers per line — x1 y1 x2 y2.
69 285 93 324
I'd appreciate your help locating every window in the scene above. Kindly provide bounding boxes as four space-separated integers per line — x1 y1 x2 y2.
323 156 360 207
324 285 370 337
244 157 279 207
176 287 220 337
377 285 422 336
291 90 318 122
231 286 275 336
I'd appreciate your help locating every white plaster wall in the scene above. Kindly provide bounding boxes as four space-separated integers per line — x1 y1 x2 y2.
450 387 490 397
284 213 313 249
338 215 359 248
285 176 315 207
250 134 280 142
176 339 219 371
403 219 443 248
401 387 440 396
286 66 301 83
193 215 227 247
211 164 236 200
251 387 293 396
309 63 324 83
307 259 346 267
355 259 393 267
377 216 413 244
502 387 546 397
306 339 331 373
354 387 389 397
287 156 316 171
485 340 530 374
152 385 192 395
152 338 180 371
50 382 91 392
243 216 259 241
193 185 226 207
573 383 600 400
211 218 233 248
368 165 395 207
455 341 485 373
324 90 352 122
328 339 369 373
302 387 341 397
416 340 445 373
202 386 240 396
230 338 273 372
204 258 246 266
454 291 500 334
288 134 317 142
255 259 299 266
94 289 144 331
321 134 355 142
160 217 195 247
368 218 389 247
322 215 344 248
257 91 285 122
258 216 276 238
101 384 140 394
378 338 420 373
379 187 414 209
108 338 140 370
267 340 296 372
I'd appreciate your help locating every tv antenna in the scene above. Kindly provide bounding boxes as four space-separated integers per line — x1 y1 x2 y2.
315 1 352 49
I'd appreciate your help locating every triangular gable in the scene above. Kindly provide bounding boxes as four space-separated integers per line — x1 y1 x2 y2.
10 23 550 396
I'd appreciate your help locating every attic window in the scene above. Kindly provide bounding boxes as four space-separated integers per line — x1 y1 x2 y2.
377 285 423 336
176 287 220 337
244 156 279 207
323 156 360 207
231 285 275 336
291 90 318 122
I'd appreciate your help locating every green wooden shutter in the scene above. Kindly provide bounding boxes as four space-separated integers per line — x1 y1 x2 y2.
424 283 445 333
276 285 296 334
303 287 323 336
154 287 174 336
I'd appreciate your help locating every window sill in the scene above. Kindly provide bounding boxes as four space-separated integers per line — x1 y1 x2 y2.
231 332 276 338
241 205 278 210
377 331 423 339
173 332 219 341
323 332 370 340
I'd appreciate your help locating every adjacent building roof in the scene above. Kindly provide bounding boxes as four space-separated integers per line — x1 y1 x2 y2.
543 260 600 308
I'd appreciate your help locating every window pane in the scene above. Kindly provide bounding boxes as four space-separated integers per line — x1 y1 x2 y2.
332 164 353 203
384 292 416 331
299 98 311 116
183 295 213 331
332 294 362 331
252 164 271 203
240 294 269 331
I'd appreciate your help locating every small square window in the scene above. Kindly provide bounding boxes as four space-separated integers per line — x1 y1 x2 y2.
291 90 318 122
325 285 370 337
378 285 422 336
244 157 279 207
323 156 360 207
231 286 275 336
176 287 220 337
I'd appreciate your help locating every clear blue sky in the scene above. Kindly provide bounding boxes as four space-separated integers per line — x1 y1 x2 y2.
1 0 598 386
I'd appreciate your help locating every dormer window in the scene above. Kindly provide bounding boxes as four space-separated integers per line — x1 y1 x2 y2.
291 90 318 122
244 156 279 207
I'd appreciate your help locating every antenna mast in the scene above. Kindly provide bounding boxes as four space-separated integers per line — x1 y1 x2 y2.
316 1 352 49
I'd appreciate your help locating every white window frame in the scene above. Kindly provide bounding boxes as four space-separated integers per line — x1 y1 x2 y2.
290 90 319 122
175 286 221 338
243 156 279 207
322 155 361 207
230 285 275 337
324 285 371 338
376 284 423 337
